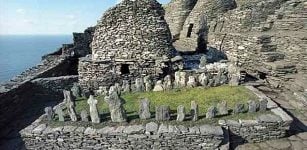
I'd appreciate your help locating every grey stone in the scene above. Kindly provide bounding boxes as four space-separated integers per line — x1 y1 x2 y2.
174 71 181 88
44 107 53 121
144 75 153 92
191 101 199 121
248 100 258 113
153 80 164 92
155 105 170 121
104 86 127 122
163 75 173 90
199 73 209 87
199 55 207 69
217 101 228 115
71 82 81 98
55 106 64 122
179 72 187 87
97 126 116 134
206 106 217 119
123 125 145 134
189 126 200 134
176 105 185 122
63 126 77 133
145 122 158 134
122 80 131 93
80 110 89 122
87 95 100 123
297 132 307 140
63 90 77 122
199 125 223 136
168 125 180 133
228 63 240 86
259 99 268 111
257 114 282 123
158 124 169 134
135 77 145 92
187 76 197 87
267 139 291 150
139 98 151 120
233 103 245 114
178 125 188 133
32 124 47 134
84 127 97 135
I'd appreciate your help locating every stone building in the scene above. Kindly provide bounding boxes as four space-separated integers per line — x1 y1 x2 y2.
78 0 176 90
166 0 236 53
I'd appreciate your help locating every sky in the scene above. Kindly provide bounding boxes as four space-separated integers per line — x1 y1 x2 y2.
0 0 170 35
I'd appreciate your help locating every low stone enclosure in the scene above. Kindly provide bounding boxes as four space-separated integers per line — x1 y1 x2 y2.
20 82 293 149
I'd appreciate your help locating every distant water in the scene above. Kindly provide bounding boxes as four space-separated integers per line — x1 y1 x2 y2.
0 35 73 84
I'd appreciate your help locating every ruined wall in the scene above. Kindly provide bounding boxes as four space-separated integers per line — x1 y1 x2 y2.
20 121 226 150
31 75 78 93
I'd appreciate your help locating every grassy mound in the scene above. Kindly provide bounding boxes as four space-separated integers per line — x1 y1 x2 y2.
75 86 258 116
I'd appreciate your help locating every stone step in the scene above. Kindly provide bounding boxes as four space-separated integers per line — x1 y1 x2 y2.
261 52 285 62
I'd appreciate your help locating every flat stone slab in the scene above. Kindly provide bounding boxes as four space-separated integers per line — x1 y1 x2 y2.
256 114 282 123
245 86 278 109
271 107 293 123
199 125 223 136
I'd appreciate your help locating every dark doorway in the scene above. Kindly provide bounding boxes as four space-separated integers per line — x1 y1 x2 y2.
258 71 267 80
187 24 194 37
120 64 130 74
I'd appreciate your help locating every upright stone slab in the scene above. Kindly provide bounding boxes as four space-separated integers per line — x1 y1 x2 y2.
248 100 258 113
155 105 170 121
122 80 131 93
228 63 240 86
144 75 153 92
174 71 181 88
44 107 54 121
97 86 107 96
135 78 145 92
179 72 187 87
55 106 64 122
87 95 100 123
187 76 197 87
139 98 151 120
163 75 173 90
114 83 122 95
199 73 208 87
81 110 89 122
259 99 268 111
71 83 81 98
233 103 245 114
199 55 207 69
217 101 228 115
206 106 217 119
153 80 164 91
63 90 77 122
177 105 185 122
104 86 127 123
191 101 199 121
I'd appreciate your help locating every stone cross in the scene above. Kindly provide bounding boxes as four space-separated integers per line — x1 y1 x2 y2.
176 105 185 122
87 95 100 123
163 75 172 90
153 80 164 91
248 100 258 113
187 76 197 87
155 105 170 121
217 101 228 115
259 99 268 111
135 78 145 92
55 106 65 122
191 101 199 121
144 75 153 91
81 110 89 122
71 83 81 98
44 107 54 121
63 90 77 122
199 73 208 87
233 103 245 114
122 80 131 93
206 106 217 119
104 86 127 122
139 98 151 120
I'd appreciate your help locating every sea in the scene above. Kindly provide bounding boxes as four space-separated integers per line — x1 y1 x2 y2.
0 35 73 84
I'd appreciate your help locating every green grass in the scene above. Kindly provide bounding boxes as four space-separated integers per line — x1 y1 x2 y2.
75 85 258 118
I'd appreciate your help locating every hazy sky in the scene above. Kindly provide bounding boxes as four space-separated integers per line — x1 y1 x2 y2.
0 0 170 35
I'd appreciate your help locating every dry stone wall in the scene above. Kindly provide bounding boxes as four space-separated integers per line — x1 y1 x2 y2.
20 121 227 150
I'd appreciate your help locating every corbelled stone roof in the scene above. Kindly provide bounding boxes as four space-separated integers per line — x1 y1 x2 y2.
91 0 174 61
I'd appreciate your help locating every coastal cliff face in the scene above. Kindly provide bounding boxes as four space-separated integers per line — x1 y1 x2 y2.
164 0 307 97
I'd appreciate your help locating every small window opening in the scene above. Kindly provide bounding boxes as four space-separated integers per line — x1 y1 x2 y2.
120 64 130 74
187 24 194 38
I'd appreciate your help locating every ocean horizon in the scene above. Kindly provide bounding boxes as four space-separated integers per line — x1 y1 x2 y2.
0 35 73 84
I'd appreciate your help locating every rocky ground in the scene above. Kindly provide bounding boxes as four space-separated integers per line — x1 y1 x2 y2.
0 84 306 150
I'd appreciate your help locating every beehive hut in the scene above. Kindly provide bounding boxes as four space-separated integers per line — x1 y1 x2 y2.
78 0 176 90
